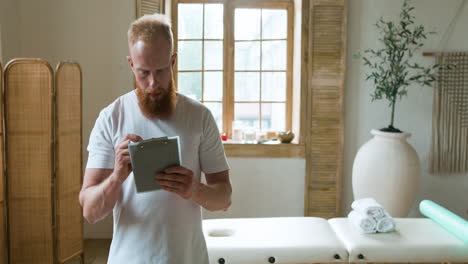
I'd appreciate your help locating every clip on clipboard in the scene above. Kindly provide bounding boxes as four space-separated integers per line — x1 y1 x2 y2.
128 136 182 193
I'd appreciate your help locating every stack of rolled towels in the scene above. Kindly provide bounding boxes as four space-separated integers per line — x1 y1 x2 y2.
348 198 395 233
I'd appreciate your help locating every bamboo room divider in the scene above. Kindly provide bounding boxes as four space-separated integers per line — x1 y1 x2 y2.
5 59 55 264
2 59 83 264
0 62 6 263
55 62 83 264
301 0 347 218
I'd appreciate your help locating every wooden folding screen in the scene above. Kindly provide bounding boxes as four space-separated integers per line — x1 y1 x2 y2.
302 0 347 218
3 59 83 264
0 63 6 264
55 62 83 264
4 59 54 263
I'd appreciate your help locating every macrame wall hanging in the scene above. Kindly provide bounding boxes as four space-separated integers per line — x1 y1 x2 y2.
430 52 468 173
425 0 468 173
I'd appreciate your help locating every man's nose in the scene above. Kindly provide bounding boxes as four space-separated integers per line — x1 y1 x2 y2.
149 73 159 88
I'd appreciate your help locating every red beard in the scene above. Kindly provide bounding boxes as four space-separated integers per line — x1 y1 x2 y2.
135 79 177 120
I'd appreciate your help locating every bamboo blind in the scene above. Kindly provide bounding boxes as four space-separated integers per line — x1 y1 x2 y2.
136 0 165 18
0 62 5 264
302 0 347 218
4 59 54 264
55 62 83 263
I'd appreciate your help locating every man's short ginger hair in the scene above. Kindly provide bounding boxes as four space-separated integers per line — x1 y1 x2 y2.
127 13 174 54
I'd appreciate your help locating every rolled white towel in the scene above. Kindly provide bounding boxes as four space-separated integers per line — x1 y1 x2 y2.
376 212 395 233
348 210 377 233
351 198 385 219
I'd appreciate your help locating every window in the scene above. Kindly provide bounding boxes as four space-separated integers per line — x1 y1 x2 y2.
173 0 293 138
176 2 224 132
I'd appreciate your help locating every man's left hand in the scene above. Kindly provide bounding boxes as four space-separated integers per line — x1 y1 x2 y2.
155 166 199 200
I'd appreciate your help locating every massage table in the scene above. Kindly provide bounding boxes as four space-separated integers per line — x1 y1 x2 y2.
203 217 348 263
203 217 468 264
329 218 468 263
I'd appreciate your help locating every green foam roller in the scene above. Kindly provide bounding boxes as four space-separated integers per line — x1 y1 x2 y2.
419 200 468 244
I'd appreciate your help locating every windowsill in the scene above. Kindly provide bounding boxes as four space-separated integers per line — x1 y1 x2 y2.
223 140 305 158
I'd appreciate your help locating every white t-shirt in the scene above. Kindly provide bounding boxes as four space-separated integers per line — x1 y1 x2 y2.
86 91 229 264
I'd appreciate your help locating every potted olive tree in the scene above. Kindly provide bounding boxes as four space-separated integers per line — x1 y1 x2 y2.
352 0 447 217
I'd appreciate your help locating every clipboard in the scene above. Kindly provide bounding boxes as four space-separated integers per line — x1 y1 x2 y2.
128 136 182 193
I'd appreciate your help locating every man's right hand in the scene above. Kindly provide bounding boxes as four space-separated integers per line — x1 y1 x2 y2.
113 134 143 183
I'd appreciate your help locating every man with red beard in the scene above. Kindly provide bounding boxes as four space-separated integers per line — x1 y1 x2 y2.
79 14 232 264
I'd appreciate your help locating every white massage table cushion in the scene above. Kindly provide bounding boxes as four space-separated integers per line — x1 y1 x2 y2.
203 217 348 264
328 217 468 263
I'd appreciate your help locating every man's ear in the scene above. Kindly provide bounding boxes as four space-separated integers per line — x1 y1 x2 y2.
171 53 177 69
127 56 134 69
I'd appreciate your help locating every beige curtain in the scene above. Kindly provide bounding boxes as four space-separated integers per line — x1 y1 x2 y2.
431 52 468 173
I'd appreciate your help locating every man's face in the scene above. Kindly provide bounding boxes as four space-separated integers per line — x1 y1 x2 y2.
128 39 177 119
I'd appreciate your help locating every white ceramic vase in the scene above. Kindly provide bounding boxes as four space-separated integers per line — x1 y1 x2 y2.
352 129 420 217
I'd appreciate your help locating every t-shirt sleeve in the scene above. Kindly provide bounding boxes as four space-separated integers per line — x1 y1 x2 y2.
199 109 230 174
86 110 115 169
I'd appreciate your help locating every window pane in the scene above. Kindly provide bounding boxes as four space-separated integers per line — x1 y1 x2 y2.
204 41 223 70
235 103 259 131
205 4 224 39
262 9 287 39
235 41 260 71
178 72 202 100
235 9 261 40
204 102 223 132
262 40 286 70
235 72 259 101
204 72 223 101
178 4 203 39
261 103 286 132
262 72 286 102
178 41 202 71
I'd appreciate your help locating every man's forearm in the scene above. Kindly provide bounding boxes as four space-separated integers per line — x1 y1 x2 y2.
80 174 122 224
191 182 232 211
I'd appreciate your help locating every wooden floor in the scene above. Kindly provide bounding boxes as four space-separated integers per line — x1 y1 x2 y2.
66 239 111 264
64 241 466 264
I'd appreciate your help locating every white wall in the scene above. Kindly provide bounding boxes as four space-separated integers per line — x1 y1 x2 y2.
86 156 306 238
0 0 20 63
0 0 306 238
203 158 305 220
344 0 468 219
1 0 467 238
0 27 2 62
0 0 136 238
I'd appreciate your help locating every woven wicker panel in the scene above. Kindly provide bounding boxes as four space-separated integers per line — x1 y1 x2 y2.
0 204 5 264
55 62 83 263
0 62 6 264
4 59 54 264
136 0 164 18
303 0 347 218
